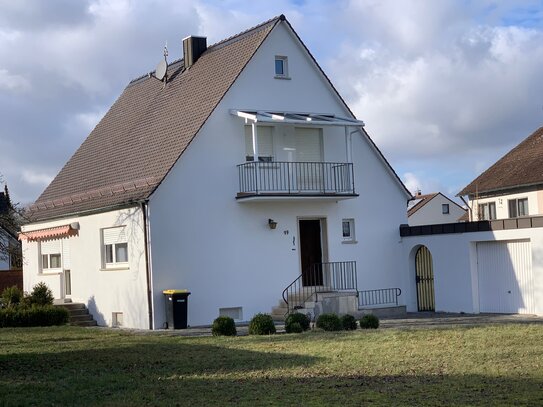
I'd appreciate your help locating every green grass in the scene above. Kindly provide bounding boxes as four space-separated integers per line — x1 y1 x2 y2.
1 324 543 406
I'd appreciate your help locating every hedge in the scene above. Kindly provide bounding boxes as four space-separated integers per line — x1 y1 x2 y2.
0 305 69 328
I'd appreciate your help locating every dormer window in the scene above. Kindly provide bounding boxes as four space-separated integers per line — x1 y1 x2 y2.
275 56 289 78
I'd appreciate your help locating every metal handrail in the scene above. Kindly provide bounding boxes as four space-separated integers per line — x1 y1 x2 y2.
282 261 357 315
238 161 355 195
358 288 402 308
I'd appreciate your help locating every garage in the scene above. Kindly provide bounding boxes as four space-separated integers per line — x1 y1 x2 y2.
477 240 535 314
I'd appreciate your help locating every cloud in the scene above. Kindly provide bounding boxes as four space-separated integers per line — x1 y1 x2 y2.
0 69 30 92
21 170 53 187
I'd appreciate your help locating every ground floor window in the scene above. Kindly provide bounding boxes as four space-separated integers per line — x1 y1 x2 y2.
40 240 62 272
102 226 128 269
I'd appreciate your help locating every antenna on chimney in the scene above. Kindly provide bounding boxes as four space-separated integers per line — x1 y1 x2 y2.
153 41 169 86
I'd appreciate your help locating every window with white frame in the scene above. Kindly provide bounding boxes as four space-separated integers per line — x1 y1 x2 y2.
508 198 528 218
274 56 288 78
102 226 128 269
478 202 496 220
244 125 273 162
41 240 62 272
342 219 356 242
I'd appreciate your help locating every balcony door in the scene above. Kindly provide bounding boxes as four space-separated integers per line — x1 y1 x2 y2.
294 127 323 192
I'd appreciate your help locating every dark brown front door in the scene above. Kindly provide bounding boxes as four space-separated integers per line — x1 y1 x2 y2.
299 219 323 286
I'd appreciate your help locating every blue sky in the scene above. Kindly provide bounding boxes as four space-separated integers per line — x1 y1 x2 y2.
1 0 543 204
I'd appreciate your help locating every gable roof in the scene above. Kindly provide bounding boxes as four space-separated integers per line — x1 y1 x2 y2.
459 126 543 197
407 192 465 217
28 15 411 221
407 193 439 217
28 16 281 221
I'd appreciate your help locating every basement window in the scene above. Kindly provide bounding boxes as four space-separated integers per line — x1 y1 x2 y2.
219 307 243 321
274 56 289 78
112 312 123 327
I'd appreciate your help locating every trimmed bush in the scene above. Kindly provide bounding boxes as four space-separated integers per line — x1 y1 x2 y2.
248 313 276 335
288 322 303 333
340 314 358 330
28 282 54 306
211 316 237 336
359 314 380 329
316 313 342 331
285 312 310 333
0 305 69 328
1 286 23 308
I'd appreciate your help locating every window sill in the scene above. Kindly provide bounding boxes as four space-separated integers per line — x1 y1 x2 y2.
100 266 130 272
274 75 291 80
342 240 358 244
39 270 62 275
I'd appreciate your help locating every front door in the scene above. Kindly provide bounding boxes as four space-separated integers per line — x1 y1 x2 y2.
299 219 323 286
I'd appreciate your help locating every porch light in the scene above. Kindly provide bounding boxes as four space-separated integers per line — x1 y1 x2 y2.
268 219 278 230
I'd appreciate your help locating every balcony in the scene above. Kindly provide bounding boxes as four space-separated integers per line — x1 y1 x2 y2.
237 161 357 201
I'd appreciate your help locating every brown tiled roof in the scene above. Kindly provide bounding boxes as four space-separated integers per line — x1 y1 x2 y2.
459 126 543 196
407 193 439 217
29 16 281 221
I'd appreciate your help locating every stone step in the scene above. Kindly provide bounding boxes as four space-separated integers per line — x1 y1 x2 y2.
70 314 95 322
71 319 98 327
57 302 86 311
54 303 98 327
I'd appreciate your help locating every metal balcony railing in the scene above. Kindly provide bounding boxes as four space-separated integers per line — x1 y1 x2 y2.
237 161 355 196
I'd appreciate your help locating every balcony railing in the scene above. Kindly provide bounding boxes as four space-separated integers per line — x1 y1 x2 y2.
237 161 355 197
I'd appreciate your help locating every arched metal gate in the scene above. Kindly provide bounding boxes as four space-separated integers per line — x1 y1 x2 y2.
415 246 435 312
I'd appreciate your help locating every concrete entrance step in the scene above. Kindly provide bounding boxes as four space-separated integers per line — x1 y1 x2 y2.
358 305 407 318
55 302 98 327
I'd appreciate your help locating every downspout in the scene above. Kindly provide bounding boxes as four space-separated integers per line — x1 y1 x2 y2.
141 201 154 330
459 195 472 221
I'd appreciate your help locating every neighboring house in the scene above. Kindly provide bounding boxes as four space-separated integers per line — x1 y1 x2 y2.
407 191 466 226
458 126 543 221
21 15 412 329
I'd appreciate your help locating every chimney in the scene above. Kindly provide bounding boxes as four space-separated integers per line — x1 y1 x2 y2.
183 36 207 69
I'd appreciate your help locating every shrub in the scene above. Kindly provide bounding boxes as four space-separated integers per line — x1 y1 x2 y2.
1 286 23 308
248 313 276 335
359 314 380 329
340 314 358 330
0 305 69 328
288 322 303 333
211 316 237 336
28 282 54 306
285 312 310 333
316 313 342 331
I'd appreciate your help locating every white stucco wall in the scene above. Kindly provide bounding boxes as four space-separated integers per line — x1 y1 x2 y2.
408 195 466 226
148 22 409 328
22 207 149 329
469 190 540 220
402 227 543 315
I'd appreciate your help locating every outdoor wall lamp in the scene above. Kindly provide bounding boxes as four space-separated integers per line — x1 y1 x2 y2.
268 219 278 230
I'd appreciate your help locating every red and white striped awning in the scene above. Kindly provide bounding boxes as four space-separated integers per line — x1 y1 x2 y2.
19 225 78 242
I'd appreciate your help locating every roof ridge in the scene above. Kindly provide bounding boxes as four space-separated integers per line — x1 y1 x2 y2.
207 14 283 50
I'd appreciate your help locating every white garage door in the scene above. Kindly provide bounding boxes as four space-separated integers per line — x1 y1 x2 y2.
477 240 534 314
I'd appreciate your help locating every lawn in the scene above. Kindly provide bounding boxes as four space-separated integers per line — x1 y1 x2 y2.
1 324 542 406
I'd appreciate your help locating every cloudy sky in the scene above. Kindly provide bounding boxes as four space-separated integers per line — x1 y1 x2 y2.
1 0 543 204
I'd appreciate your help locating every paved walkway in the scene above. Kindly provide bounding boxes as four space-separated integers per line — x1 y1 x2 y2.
98 312 543 337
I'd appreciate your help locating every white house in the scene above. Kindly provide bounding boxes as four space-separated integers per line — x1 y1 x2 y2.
21 15 412 329
407 191 466 226
458 126 543 221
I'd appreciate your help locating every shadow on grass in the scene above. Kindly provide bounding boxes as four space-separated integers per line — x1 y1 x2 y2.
0 340 319 405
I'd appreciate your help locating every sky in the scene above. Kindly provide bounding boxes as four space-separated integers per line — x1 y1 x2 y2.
1 0 543 205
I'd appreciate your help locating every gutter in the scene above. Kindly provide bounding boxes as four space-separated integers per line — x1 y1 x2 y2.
140 200 154 330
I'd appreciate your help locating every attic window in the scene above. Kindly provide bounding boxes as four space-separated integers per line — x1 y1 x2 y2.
275 56 289 78
442 204 449 214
